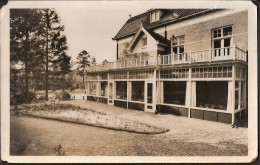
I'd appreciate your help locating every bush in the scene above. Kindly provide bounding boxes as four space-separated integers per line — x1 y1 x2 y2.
68 86 75 92
79 83 86 90
55 91 71 101
10 92 36 105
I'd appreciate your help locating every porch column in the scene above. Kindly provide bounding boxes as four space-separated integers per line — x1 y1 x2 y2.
187 68 192 118
231 64 236 125
153 70 157 112
127 81 132 109
160 81 164 104
86 81 90 100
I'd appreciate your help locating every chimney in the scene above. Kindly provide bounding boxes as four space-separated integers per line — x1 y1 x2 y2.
129 14 131 19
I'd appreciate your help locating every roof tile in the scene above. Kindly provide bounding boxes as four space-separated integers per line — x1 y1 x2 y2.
113 9 218 40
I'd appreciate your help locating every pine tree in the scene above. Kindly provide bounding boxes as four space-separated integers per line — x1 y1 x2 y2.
76 50 91 83
41 9 71 99
10 9 44 103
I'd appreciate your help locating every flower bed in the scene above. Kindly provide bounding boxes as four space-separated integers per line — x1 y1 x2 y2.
11 103 169 134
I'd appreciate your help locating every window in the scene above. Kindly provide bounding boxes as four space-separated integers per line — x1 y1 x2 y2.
196 81 228 110
172 35 185 53
150 10 161 22
159 69 189 79
101 82 108 97
191 66 232 78
142 37 147 47
131 81 144 102
101 74 107 80
87 74 98 80
116 81 127 100
110 72 127 79
241 81 245 108
89 81 97 95
129 70 153 79
172 35 185 61
163 81 186 105
212 26 232 57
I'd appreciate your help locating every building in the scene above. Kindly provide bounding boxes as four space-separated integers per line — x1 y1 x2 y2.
86 8 248 125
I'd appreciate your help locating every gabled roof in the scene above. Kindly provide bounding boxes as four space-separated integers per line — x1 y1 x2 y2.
128 23 170 51
113 8 222 40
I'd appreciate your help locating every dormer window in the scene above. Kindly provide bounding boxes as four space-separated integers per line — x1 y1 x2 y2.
150 10 162 22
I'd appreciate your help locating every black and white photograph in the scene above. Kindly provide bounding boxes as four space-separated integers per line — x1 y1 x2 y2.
0 0 258 163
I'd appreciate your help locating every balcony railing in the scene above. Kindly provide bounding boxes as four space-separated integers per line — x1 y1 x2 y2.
87 46 247 72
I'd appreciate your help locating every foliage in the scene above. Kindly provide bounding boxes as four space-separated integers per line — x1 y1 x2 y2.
17 103 80 111
11 92 36 105
76 50 91 84
10 9 71 103
55 91 71 100
101 59 109 65
42 9 71 97
53 144 66 156
10 9 45 103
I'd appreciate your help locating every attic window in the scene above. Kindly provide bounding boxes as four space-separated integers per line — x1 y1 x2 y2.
150 10 162 22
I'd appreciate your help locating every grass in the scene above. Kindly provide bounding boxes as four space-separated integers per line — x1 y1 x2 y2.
11 103 169 134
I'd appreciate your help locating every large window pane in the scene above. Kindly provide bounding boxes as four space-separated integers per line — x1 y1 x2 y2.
213 29 221 38
235 90 239 109
214 40 221 48
163 81 186 105
116 81 127 100
241 81 245 108
131 81 144 102
101 82 108 97
223 26 232 36
89 81 97 95
196 81 228 110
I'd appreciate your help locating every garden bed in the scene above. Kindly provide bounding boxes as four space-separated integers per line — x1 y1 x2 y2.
11 103 169 134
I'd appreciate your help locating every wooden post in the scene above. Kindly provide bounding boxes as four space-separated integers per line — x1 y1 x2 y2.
127 80 131 109
232 65 236 125
188 68 192 118
153 70 157 112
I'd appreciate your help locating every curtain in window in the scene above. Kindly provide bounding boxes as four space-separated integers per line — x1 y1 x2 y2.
227 81 233 111
191 81 196 107
185 81 190 107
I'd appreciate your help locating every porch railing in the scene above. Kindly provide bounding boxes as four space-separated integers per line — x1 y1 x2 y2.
87 46 247 72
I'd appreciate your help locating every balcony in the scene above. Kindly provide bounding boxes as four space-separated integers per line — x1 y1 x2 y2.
87 46 247 73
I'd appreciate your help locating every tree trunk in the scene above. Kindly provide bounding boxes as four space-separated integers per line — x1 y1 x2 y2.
24 33 29 103
82 73 85 84
45 11 49 101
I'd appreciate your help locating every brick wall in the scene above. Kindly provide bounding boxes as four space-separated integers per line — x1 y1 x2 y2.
164 10 248 53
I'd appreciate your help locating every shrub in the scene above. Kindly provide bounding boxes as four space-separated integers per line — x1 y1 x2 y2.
10 92 36 105
55 91 71 101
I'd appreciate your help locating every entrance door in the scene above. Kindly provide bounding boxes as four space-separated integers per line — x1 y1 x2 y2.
145 81 155 111
108 81 114 105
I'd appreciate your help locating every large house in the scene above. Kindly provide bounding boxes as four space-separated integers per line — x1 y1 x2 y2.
86 8 248 125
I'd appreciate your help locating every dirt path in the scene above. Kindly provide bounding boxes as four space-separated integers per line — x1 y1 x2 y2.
62 100 248 146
